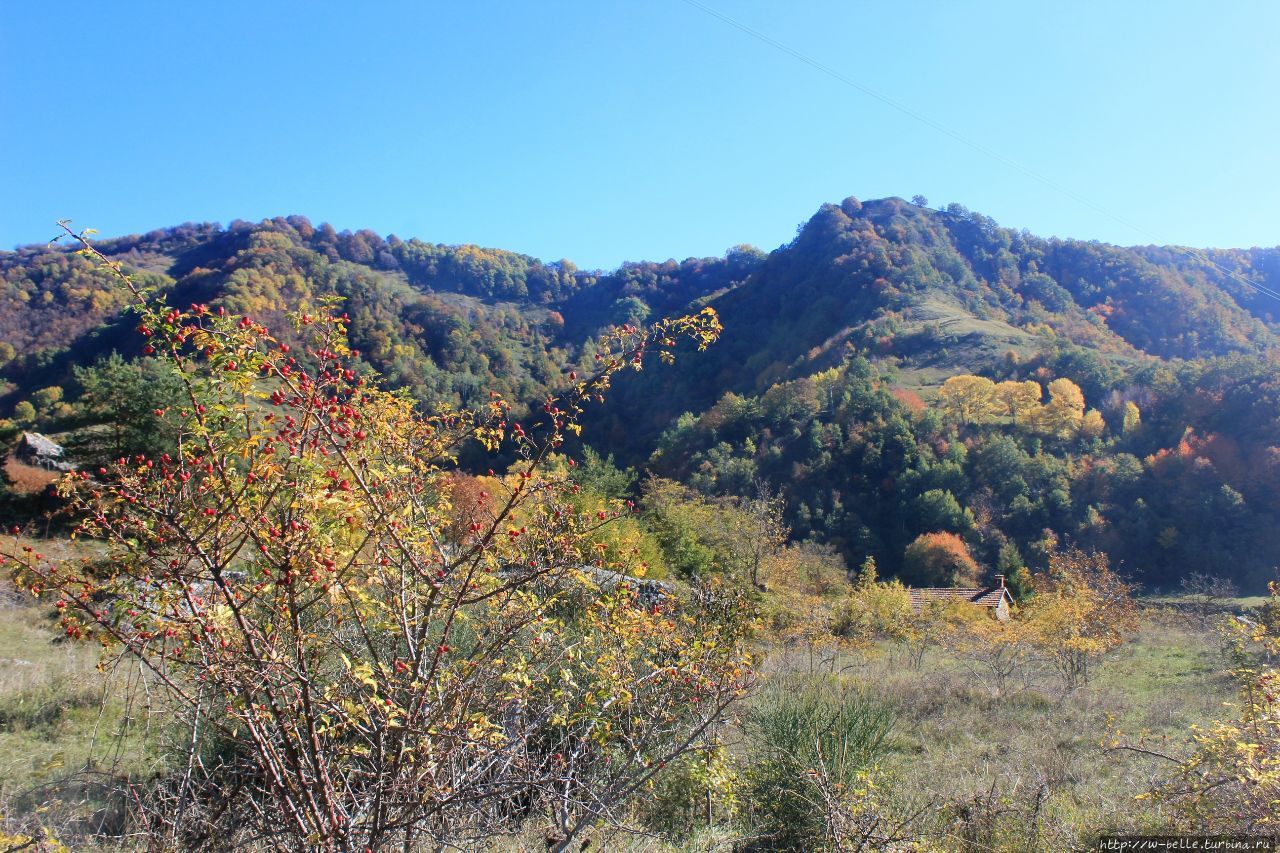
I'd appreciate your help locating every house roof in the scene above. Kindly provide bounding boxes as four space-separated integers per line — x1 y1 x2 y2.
908 586 1011 610
18 432 64 458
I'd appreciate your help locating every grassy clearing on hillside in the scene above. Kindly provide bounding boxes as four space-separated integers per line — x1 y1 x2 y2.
886 294 1142 398
911 295 1039 352
1146 593 1271 610
888 295 1042 396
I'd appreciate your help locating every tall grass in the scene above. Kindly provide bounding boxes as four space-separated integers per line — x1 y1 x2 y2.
741 675 896 851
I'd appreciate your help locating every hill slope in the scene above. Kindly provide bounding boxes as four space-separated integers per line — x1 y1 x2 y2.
3 198 1280 587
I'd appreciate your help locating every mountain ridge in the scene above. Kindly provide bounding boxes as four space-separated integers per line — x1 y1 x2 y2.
4 197 1280 588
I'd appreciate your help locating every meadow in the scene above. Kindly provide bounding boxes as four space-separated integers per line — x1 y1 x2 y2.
0 537 1232 851
483 602 1237 851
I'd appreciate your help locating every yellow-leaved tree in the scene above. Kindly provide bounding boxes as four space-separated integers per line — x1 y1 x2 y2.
937 375 1002 426
952 609 1034 697
1080 408 1107 440
1122 400 1142 435
995 379 1042 427
837 579 973 669
1023 547 1138 689
1031 377 1086 440
760 543 853 673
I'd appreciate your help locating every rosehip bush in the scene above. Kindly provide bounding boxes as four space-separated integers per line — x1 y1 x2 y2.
1 225 751 850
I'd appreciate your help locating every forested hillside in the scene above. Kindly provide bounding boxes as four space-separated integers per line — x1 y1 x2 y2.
4 197 1280 588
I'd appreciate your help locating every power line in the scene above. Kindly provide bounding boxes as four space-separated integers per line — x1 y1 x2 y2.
679 0 1280 304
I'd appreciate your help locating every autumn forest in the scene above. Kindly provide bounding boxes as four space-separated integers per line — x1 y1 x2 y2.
4 197 1279 590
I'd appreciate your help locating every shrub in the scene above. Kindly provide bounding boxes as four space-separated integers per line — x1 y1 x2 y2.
741 676 896 850
2 227 750 851
637 743 736 841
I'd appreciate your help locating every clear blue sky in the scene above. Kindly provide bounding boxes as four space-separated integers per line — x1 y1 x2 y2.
2 1 1277 269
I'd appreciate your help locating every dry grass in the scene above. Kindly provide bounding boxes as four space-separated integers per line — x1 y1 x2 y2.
0 537 163 844
0 544 1235 850
490 613 1232 851
2 455 60 496
751 610 1233 851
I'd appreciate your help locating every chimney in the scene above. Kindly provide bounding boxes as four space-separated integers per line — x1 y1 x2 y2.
994 574 1005 589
